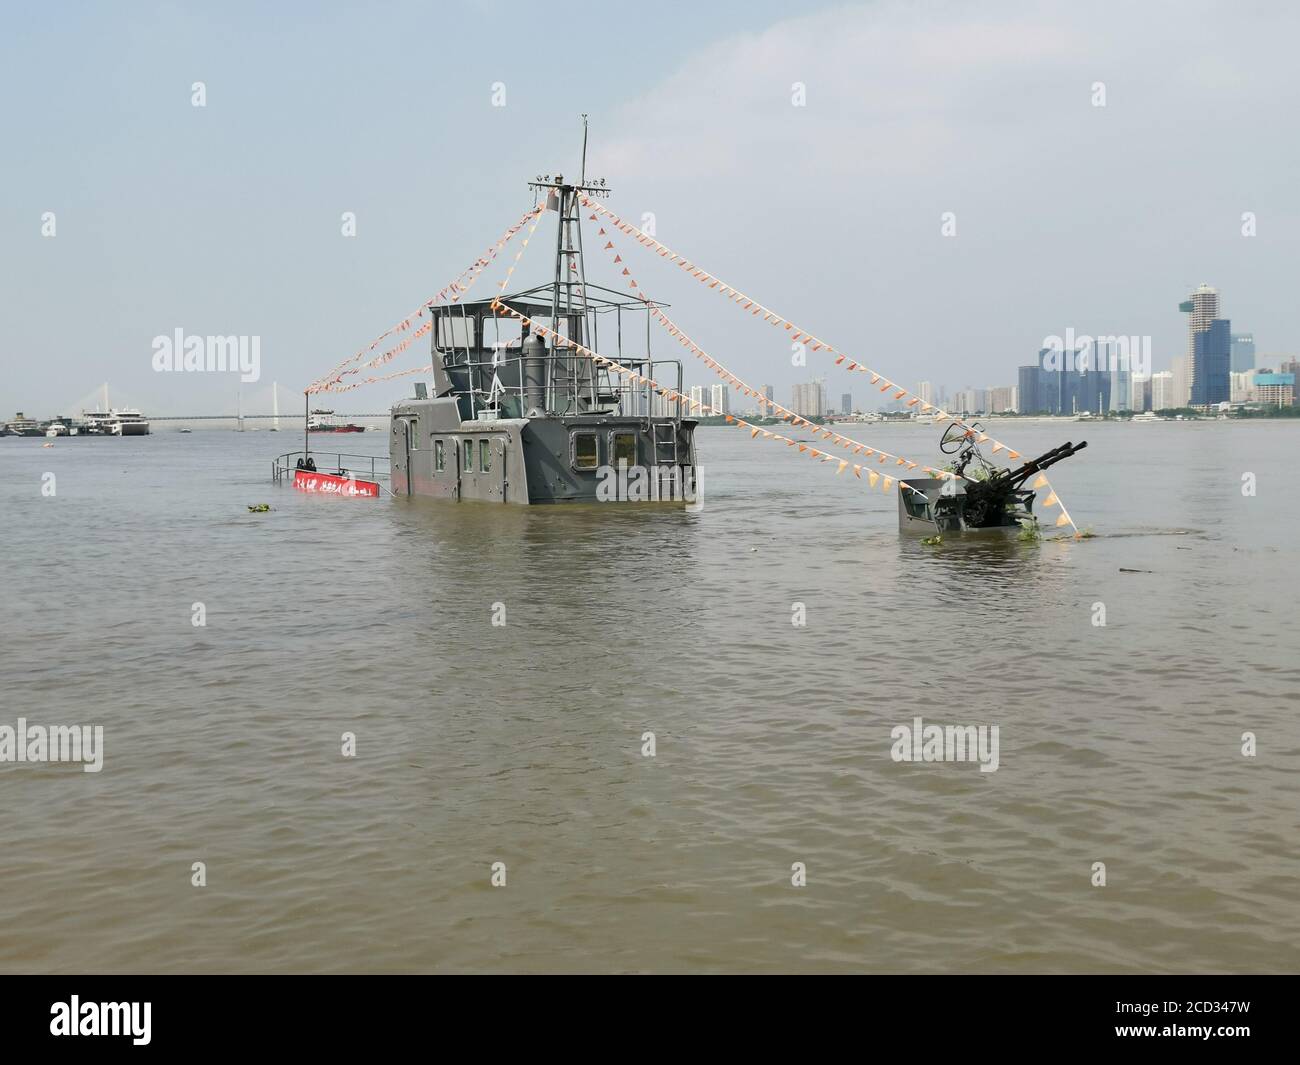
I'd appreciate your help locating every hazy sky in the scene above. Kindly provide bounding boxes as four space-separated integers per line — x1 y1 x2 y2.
3 0 1297 415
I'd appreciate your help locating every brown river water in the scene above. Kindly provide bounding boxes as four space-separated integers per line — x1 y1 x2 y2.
1 420 1297 973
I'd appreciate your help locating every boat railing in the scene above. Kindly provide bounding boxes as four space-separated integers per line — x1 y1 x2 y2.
443 347 687 421
272 451 390 485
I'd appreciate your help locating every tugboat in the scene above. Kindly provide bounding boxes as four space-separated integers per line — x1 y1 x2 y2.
898 423 1087 536
308 409 365 433
389 173 698 503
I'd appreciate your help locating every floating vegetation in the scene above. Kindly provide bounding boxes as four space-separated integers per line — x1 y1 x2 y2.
1017 521 1041 543
920 535 942 546
247 503 271 513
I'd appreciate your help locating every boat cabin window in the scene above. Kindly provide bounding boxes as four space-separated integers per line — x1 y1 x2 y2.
571 431 598 471
610 431 637 466
463 438 474 472
436 315 476 352
483 315 523 355
435 439 445 472
408 416 419 449
479 438 491 471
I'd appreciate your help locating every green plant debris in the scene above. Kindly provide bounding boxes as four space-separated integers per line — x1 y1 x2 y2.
920 535 942 546
247 503 271 513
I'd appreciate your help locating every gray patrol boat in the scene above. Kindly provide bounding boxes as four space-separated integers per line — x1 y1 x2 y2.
389 173 698 504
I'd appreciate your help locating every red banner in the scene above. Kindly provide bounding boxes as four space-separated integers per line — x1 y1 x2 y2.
292 470 381 498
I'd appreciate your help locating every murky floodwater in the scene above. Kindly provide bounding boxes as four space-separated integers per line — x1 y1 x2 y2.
1 420 1297 973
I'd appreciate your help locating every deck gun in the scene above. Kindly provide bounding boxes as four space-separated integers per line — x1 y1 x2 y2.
941 425 1088 528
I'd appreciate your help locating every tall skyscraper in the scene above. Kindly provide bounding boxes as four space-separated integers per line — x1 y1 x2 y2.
688 385 706 411
1179 284 1230 407
761 384 775 408
1231 333 1255 374
1017 365 1041 414
1191 319 1231 406
840 392 852 415
918 381 934 407
709 383 730 415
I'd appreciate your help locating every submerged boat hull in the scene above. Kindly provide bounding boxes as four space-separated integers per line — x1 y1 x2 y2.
898 477 1034 536
389 397 697 505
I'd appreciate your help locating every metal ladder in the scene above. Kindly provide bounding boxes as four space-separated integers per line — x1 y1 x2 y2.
653 421 678 465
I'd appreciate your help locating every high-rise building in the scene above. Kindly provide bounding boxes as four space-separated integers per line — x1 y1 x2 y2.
988 386 1016 413
1130 373 1152 412
1171 355 1189 410
1180 284 1230 407
840 393 852 416
709 383 730 415
791 380 826 419
918 381 934 407
688 385 706 411
1151 370 1176 411
1191 318 1231 406
1231 333 1256 374
1230 371 1255 403
761 384 775 409
1017 365 1042 414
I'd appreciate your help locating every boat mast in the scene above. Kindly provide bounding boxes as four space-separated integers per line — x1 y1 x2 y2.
273 381 280 431
535 118 605 414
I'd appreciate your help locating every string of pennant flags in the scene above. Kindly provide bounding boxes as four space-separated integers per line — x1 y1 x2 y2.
578 195 1079 533
302 193 1081 530
309 204 545 395
587 222 957 482
489 297 942 497
326 363 434 395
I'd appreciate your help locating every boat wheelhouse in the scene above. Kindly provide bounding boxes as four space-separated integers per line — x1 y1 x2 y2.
390 177 697 504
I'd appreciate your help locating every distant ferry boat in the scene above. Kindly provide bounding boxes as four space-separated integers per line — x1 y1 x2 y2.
1131 411 1161 423
82 409 151 435
5 412 45 437
308 408 365 433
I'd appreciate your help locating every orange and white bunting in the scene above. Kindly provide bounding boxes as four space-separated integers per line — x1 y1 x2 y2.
579 194 1086 535
489 298 942 497
309 204 545 394
587 224 958 482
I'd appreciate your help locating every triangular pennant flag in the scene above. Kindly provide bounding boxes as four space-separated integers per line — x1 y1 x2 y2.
1055 514 1072 527
1042 492 1059 507
1032 474 1048 489
868 470 879 487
